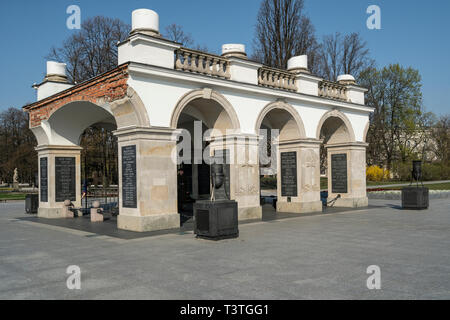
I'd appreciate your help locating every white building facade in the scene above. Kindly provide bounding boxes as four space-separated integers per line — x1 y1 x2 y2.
24 9 372 232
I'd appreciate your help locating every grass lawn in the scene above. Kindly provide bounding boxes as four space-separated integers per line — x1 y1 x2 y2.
321 178 410 189
366 181 410 186
320 178 449 190
0 193 27 200
386 183 450 190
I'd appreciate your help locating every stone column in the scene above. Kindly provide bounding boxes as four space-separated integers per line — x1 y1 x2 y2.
208 133 262 221
36 145 82 218
326 142 368 207
115 127 180 232
277 139 323 213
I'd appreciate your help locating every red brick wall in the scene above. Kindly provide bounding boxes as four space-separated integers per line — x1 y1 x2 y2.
24 64 129 128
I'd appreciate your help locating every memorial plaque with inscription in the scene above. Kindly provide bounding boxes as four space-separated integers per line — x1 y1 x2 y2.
122 145 137 208
331 153 348 193
212 150 230 200
55 157 76 202
40 157 48 202
281 152 298 197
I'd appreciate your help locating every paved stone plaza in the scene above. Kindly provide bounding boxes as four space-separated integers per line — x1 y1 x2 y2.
0 199 449 299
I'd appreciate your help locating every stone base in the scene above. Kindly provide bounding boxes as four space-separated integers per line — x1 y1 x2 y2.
329 196 368 208
194 200 239 240
90 209 104 222
277 200 323 214
117 213 180 232
238 206 262 221
38 207 70 219
402 187 429 210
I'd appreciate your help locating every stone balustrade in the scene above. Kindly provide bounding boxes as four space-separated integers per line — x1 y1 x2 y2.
175 48 351 100
175 48 230 79
318 81 348 101
257 67 297 91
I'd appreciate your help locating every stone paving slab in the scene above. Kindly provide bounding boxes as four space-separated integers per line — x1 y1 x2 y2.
14 204 380 240
0 199 449 299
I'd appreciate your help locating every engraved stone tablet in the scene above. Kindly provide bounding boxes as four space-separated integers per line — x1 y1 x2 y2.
122 145 137 208
281 151 298 197
40 157 48 202
55 157 76 202
331 153 348 193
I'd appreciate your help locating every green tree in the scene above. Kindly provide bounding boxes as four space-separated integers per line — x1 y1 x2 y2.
359 64 426 170
432 114 450 164
317 32 374 81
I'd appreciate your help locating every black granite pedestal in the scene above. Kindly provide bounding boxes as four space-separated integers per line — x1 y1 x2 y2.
402 187 429 210
194 200 239 240
25 194 39 214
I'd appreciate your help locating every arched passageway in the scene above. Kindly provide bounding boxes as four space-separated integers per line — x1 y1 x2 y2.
317 110 368 207
79 122 119 215
255 102 322 214
174 97 236 225
171 89 261 222
36 101 119 218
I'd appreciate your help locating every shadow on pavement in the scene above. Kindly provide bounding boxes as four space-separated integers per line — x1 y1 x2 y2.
19 203 383 240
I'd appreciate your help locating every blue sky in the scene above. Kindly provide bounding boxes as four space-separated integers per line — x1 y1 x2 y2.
0 0 448 115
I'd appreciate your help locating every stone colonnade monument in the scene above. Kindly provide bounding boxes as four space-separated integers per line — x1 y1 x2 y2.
23 8 373 232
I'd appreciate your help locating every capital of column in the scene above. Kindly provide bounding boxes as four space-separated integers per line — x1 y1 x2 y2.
113 126 180 143
277 138 323 149
206 133 260 146
35 145 83 153
325 141 368 150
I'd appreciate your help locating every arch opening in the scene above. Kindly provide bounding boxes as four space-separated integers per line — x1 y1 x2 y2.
317 110 358 205
47 101 117 146
256 102 307 213
47 101 120 215
174 95 238 225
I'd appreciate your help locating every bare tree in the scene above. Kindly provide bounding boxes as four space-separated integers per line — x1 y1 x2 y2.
164 24 194 47
341 33 372 76
252 0 318 69
164 23 216 54
47 16 130 84
318 33 342 82
0 108 37 184
318 32 373 81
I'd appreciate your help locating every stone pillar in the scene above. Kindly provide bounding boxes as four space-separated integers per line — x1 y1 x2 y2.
326 142 368 207
277 139 323 213
36 145 82 219
208 134 262 221
115 127 180 232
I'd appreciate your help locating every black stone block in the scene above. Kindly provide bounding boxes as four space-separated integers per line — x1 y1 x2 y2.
25 194 39 214
402 187 429 210
194 200 239 240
